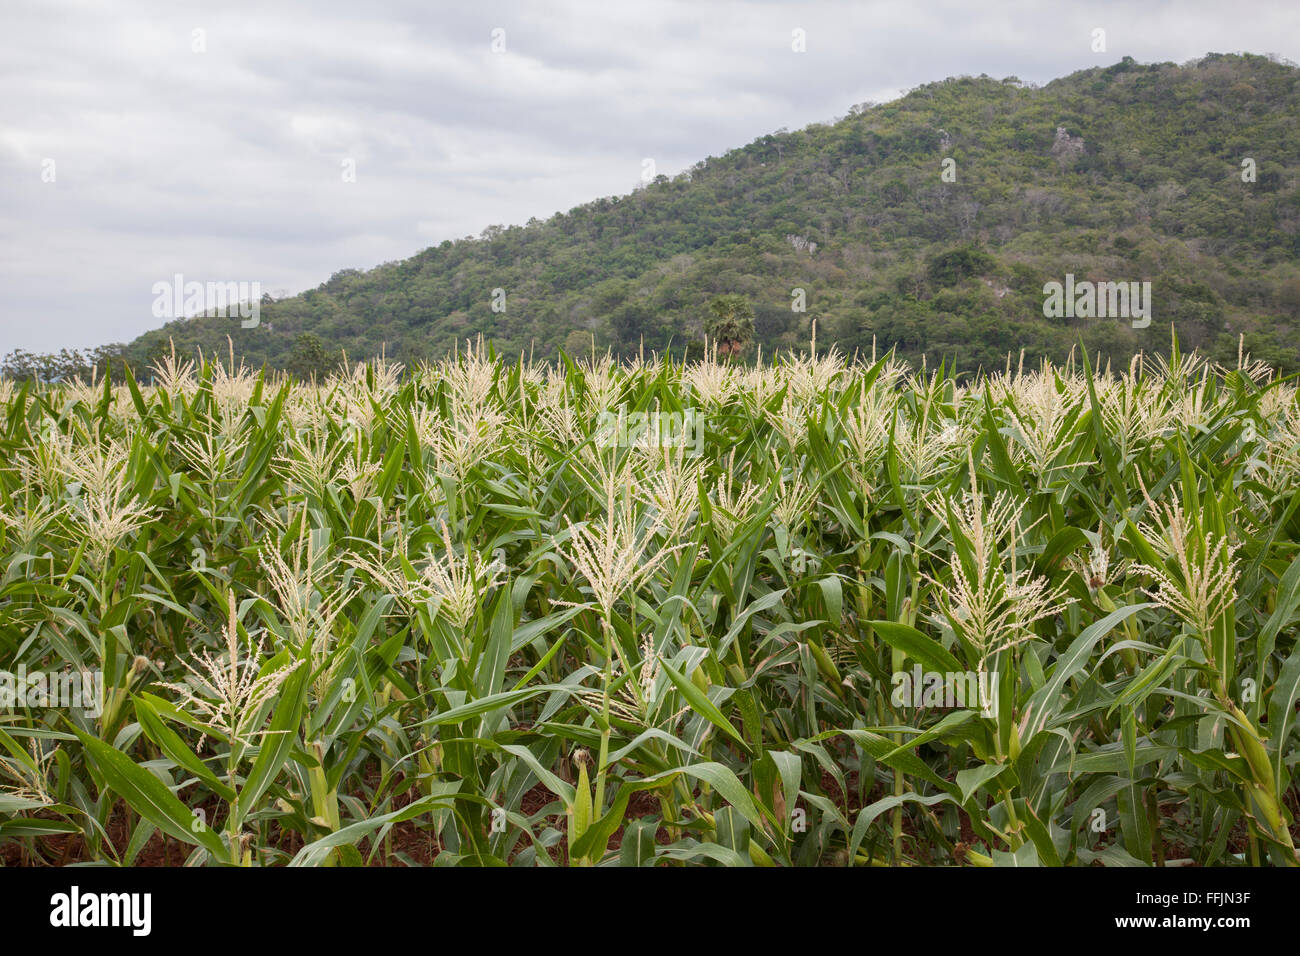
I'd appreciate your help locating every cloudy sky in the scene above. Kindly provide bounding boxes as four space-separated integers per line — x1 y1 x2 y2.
3 0 1298 354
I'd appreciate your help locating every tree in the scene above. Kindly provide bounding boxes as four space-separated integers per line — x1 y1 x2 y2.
286 333 337 380
926 244 996 286
1 349 35 382
611 304 657 352
562 329 596 359
704 294 755 356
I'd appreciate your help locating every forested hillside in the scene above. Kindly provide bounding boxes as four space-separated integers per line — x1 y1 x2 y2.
47 54 1300 376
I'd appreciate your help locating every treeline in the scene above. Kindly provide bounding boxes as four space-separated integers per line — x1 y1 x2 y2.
0 333 350 384
1 346 130 384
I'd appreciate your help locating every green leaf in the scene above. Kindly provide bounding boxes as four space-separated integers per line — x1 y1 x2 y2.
992 842 1041 867
1267 638 1300 796
416 684 580 726
849 792 955 860
1026 603 1154 737
955 764 1006 804
134 698 236 802
619 818 659 867
75 728 226 859
475 586 515 699
235 655 309 824
289 796 452 867
659 656 751 754
869 620 963 675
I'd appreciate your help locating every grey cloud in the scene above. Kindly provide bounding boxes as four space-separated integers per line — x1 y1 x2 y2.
2 0 1297 352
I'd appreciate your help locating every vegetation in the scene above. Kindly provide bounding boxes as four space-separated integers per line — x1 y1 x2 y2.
705 295 756 356
0 347 130 386
2 338 1300 866
37 52 1291 379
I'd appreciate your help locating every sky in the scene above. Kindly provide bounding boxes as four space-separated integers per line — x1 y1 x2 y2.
2 0 1299 354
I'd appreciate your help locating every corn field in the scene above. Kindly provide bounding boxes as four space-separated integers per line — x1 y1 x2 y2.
2 338 1299 867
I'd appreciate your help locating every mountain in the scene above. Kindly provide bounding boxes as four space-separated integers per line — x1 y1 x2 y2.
103 53 1300 376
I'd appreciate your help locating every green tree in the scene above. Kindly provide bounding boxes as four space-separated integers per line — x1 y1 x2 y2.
927 244 996 286
286 333 337 380
704 294 755 356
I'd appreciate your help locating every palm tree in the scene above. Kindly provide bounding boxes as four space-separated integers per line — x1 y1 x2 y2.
704 294 755 357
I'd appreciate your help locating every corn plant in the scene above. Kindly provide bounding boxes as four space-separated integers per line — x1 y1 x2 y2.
0 337 1297 866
